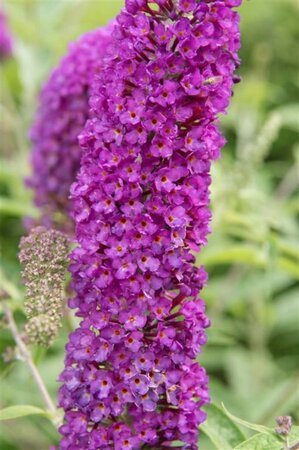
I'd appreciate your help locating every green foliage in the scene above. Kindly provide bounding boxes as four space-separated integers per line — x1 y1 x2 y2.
0 0 298 449
0 405 51 421
235 426 299 450
221 404 275 436
201 404 299 450
201 404 246 449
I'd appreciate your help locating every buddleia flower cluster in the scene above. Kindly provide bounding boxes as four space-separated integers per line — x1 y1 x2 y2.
0 8 13 60
58 0 242 448
27 26 113 229
19 226 69 346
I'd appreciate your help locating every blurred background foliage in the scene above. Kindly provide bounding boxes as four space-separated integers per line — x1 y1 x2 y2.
0 0 298 449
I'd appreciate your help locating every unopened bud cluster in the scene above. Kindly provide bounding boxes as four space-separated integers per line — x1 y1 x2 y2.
19 226 69 346
276 415 292 436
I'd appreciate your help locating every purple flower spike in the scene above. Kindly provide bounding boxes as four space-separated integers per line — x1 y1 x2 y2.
59 1 241 448
27 25 113 230
0 9 13 59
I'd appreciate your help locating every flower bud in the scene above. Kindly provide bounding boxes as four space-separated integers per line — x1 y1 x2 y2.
276 416 293 436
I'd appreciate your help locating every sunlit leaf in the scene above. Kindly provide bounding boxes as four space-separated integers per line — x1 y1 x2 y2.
222 404 276 436
277 257 299 279
0 197 38 218
201 404 246 449
0 405 50 421
234 432 282 450
235 425 299 450
206 329 236 346
200 246 266 268
276 104 299 132
170 441 185 448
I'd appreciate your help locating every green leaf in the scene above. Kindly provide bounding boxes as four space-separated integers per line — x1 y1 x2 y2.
170 441 185 448
200 246 266 268
0 405 51 421
222 404 276 436
240 112 282 165
276 104 299 132
0 197 38 218
234 432 282 450
14 40 44 103
201 404 246 449
272 288 299 329
289 425 299 447
233 422 299 450
234 426 299 450
0 269 22 301
277 257 299 279
207 331 236 346
274 237 299 261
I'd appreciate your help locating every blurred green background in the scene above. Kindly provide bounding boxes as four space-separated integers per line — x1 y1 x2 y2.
0 0 298 449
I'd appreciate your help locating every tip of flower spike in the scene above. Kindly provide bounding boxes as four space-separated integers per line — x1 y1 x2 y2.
25 313 61 347
19 227 70 347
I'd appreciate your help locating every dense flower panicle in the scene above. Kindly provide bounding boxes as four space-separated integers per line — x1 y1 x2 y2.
59 1 241 448
19 226 69 346
27 27 113 229
0 9 13 59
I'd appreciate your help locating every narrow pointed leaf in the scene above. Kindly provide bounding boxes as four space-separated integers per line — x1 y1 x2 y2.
222 403 276 436
0 405 50 421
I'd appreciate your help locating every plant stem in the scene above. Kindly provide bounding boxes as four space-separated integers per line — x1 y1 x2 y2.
3 304 60 426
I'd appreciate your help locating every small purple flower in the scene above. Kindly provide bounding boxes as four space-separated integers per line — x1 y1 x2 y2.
151 80 178 107
177 36 199 59
124 331 143 352
150 135 173 158
101 324 125 344
165 206 189 228
91 371 112 399
90 402 110 423
129 374 150 395
114 258 137 280
154 23 172 46
134 350 154 371
179 0 197 13
119 309 147 330
137 252 160 272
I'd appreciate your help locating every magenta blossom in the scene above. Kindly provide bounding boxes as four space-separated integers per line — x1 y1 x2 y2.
59 0 241 448
27 25 113 229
